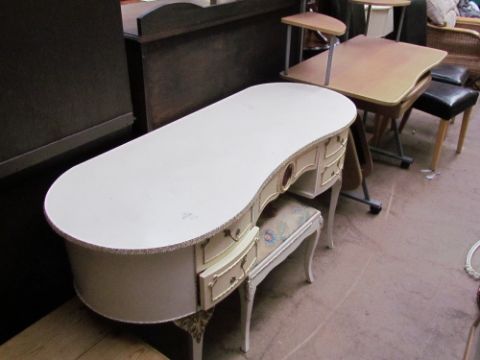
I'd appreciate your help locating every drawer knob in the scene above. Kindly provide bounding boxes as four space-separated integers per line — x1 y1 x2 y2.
200 238 210 249
224 228 241 242
230 276 236 285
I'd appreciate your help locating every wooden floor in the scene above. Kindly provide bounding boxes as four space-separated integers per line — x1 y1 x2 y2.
0 298 168 360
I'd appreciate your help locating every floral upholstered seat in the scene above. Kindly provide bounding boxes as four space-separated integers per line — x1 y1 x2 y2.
256 195 321 263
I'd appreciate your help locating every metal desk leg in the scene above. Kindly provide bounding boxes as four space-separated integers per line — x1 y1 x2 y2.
365 5 372 36
284 25 292 75
396 7 407 42
341 177 382 215
370 117 414 169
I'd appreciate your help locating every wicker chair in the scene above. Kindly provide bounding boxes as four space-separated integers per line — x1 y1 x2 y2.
427 17 480 84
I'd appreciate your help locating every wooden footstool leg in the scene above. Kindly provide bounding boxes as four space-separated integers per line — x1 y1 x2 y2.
305 229 320 283
239 281 256 353
431 119 449 171
457 107 473 154
326 178 341 249
398 108 412 134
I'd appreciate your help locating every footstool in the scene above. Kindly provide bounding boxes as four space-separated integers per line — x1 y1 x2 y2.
399 81 478 170
238 194 323 352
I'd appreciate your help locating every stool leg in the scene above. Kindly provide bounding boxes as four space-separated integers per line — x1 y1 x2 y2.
398 108 412 134
326 178 341 249
239 281 256 353
431 120 449 171
457 107 473 154
305 230 319 283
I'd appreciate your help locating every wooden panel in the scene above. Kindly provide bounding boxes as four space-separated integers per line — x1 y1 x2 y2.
0 0 133 174
259 174 280 212
294 146 318 178
122 0 300 131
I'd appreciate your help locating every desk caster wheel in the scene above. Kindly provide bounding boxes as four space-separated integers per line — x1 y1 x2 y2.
369 204 382 215
400 161 411 169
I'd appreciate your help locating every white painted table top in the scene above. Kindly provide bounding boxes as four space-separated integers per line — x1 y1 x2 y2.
45 83 356 253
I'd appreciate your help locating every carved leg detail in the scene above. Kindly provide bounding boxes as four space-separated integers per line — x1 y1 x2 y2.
327 178 342 249
239 280 256 353
174 309 214 360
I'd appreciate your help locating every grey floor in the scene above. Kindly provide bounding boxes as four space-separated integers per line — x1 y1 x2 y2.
144 105 480 359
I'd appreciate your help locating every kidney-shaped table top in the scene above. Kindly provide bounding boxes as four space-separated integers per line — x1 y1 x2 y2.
45 83 356 254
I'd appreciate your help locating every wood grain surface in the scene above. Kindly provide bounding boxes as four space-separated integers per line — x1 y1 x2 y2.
282 12 346 35
283 35 446 106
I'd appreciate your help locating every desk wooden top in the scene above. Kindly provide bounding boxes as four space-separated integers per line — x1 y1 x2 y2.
45 83 356 253
283 35 446 106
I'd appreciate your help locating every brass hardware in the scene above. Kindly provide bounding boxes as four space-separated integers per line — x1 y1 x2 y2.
282 163 295 190
240 255 249 276
224 228 241 242
208 275 219 288
201 238 210 249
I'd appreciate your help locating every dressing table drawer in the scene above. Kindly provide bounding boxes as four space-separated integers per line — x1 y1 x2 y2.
324 129 348 159
258 147 319 213
321 151 345 186
195 208 253 272
259 174 280 212
294 146 318 179
199 227 259 310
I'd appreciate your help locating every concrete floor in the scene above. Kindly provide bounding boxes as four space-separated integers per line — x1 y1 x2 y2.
143 104 480 359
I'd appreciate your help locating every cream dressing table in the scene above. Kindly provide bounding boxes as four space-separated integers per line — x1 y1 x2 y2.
44 83 356 359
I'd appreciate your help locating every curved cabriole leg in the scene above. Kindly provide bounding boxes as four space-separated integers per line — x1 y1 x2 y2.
304 230 320 283
326 178 342 249
174 309 214 360
239 280 256 353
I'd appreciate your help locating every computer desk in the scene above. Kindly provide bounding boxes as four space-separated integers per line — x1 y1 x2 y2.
282 33 447 168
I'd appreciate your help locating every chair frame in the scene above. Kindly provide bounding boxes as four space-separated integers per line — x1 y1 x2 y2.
238 210 323 353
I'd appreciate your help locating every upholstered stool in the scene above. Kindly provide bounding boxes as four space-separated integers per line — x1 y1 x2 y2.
399 81 478 171
431 64 470 87
238 195 323 352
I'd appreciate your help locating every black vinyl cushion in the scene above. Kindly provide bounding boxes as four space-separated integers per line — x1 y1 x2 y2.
414 81 479 119
431 64 470 86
